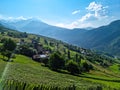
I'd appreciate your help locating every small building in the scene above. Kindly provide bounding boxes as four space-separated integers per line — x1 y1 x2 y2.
32 54 49 62
40 54 47 58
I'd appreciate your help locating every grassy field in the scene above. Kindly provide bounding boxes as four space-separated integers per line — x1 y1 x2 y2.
0 57 7 78
0 55 120 90
109 64 120 74
1 22 120 90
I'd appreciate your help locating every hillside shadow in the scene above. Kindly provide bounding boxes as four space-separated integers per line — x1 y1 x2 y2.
50 69 120 82
79 75 120 82
0 57 13 62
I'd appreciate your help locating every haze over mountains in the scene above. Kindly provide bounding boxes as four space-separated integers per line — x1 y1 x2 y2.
0 19 120 57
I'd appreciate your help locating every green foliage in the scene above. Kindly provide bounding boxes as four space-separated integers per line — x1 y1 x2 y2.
41 58 49 67
3 38 16 51
66 60 80 75
0 23 120 90
0 55 120 90
49 52 65 71
82 62 93 72
68 50 71 59
0 80 76 90
0 38 16 60
18 45 36 57
75 54 81 64
109 64 120 74
4 50 12 60
7 31 28 38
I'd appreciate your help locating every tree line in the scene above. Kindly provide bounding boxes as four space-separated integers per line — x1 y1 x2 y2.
0 38 92 75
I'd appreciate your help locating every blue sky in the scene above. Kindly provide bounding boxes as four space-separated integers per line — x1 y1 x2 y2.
0 0 120 28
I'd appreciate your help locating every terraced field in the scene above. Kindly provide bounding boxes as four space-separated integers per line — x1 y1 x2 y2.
0 55 120 90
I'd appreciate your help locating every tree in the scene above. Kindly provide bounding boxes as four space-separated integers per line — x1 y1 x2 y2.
82 62 92 72
23 32 28 38
1 32 5 35
49 52 65 71
75 54 82 65
1 38 16 60
4 50 12 61
18 45 36 57
66 60 80 75
44 39 48 45
42 58 49 67
75 53 79 63
0 46 6 59
68 50 71 59
3 38 16 51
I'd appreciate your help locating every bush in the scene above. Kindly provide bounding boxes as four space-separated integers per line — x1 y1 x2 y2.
66 60 80 75
0 38 16 60
82 62 92 72
49 52 65 71
18 45 36 57
42 58 49 67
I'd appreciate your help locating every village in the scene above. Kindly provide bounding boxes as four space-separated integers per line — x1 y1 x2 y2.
17 38 50 63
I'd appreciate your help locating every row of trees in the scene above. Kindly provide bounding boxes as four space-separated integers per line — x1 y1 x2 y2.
43 52 92 75
7 32 28 38
29 37 93 75
0 38 92 75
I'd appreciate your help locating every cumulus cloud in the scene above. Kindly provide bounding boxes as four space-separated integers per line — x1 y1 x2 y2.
72 10 80 15
82 1 108 21
79 13 95 22
57 1 109 29
86 2 102 11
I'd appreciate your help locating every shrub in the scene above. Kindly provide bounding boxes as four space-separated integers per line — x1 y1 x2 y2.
82 62 92 72
66 60 80 75
18 45 36 57
49 52 65 71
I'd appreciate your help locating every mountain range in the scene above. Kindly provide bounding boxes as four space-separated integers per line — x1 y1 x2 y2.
0 19 120 57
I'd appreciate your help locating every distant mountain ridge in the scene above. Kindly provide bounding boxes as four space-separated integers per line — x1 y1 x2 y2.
77 20 120 56
0 19 120 57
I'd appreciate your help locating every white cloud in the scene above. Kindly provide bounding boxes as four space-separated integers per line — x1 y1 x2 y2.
79 13 95 22
84 1 108 21
55 21 93 29
55 23 75 29
55 23 65 28
56 2 109 29
0 2 109 29
0 15 33 21
72 10 80 15
86 2 102 12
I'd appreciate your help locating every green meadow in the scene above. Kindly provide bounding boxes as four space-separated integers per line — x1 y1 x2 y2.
0 55 120 90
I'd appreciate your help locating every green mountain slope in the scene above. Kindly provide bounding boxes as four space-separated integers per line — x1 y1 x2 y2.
0 24 120 89
0 55 120 90
1 19 119 57
78 20 120 57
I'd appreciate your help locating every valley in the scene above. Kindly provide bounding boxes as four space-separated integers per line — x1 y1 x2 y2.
0 24 120 90
0 0 120 90
1 19 120 57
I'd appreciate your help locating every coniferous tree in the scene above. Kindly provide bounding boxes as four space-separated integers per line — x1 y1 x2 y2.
68 50 71 59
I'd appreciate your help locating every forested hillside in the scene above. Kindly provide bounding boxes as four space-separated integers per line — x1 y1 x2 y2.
0 20 120 57
0 24 120 89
